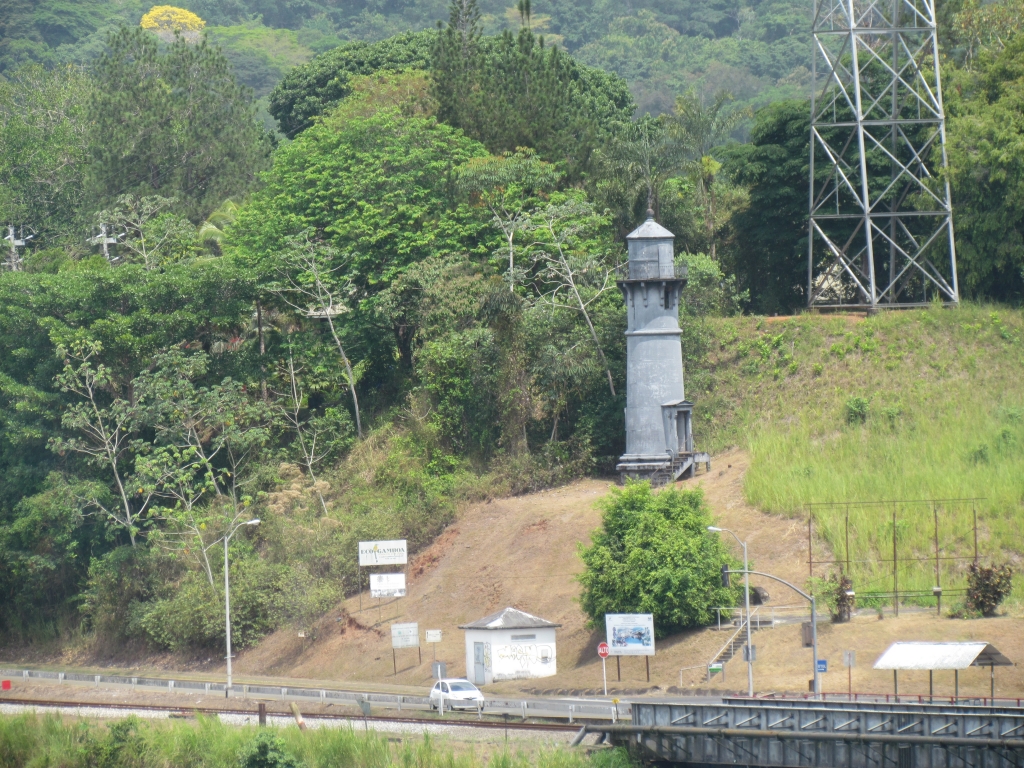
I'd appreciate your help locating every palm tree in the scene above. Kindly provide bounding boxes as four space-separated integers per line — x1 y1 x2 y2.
669 90 747 259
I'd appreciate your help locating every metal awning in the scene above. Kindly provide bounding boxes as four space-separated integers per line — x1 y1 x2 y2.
873 642 1013 670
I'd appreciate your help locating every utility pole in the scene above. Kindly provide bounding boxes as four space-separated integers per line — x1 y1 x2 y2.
89 224 120 264
4 225 34 271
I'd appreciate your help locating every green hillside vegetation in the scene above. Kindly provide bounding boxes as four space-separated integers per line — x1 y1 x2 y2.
689 306 1024 608
0 713 630 768
3 0 1024 659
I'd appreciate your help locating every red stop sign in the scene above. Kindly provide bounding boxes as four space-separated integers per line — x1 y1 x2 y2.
597 642 610 659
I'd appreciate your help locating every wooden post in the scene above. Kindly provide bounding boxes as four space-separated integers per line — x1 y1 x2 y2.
848 665 853 700
973 506 979 564
991 664 995 700
934 506 941 615
892 505 899 616
808 512 813 575
894 670 899 702
358 568 362 612
955 669 959 701
258 702 267 726
845 506 850 574
645 656 650 683
929 670 933 703
617 656 621 682
393 649 397 676
418 646 422 665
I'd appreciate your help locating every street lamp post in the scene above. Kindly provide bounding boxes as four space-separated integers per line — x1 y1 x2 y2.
223 518 261 698
709 527 753 696
725 568 820 698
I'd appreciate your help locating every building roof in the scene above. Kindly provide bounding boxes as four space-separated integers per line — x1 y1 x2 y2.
626 213 674 241
458 607 561 630
873 642 1013 670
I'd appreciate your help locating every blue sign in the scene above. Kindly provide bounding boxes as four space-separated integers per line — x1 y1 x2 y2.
816 659 828 673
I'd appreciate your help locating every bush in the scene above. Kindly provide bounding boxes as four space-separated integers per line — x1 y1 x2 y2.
239 731 301 768
844 396 870 424
806 573 854 623
577 482 739 636
966 562 1013 616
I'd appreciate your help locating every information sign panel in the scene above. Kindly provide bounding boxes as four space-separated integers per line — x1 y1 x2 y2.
605 613 655 656
817 659 828 673
370 573 406 597
842 650 856 668
425 630 442 643
359 540 408 566
391 622 419 649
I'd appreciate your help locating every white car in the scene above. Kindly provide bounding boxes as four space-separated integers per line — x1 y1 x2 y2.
429 678 485 711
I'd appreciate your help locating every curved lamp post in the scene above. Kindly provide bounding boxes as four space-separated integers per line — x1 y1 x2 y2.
223 518 261 697
708 526 753 696
724 568 820 698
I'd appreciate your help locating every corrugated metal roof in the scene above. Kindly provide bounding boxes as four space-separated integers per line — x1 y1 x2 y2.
458 607 561 630
626 215 674 240
873 642 1013 670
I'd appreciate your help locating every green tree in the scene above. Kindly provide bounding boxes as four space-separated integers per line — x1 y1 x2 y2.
458 147 561 289
268 31 434 138
88 26 271 222
433 16 635 181
577 482 738 635
945 34 1024 301
725 99 810 313
0 64 92 245
669 90 747 260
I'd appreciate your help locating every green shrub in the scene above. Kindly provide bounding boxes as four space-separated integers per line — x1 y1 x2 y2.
844 396 870 424
239 731 301 768
577 482 739 636
966 562 1013 616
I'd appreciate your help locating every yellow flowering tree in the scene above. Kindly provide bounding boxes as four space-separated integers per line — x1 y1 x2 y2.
140 6 205 42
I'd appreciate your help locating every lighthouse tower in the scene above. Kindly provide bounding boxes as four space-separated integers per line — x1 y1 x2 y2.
615 211 710 485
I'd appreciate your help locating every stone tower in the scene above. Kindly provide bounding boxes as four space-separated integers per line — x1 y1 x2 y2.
615 212 710 485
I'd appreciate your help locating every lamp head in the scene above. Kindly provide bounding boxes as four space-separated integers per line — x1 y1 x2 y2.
708 526 722 532
245 519 261 526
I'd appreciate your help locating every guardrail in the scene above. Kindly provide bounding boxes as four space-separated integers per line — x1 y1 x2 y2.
0 668 627 723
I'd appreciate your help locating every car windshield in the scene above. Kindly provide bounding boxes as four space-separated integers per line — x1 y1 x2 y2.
448 682 477 692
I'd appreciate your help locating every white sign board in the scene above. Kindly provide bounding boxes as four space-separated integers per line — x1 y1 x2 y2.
843 650 856 668
605 613 655 656
359 539 408 566
425 630 442 643
391 622 419 649
370 573 406 598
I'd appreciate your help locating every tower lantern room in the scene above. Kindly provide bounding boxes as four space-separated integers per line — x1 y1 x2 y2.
616 211 710 485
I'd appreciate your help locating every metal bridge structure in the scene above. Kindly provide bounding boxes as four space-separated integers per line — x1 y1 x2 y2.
808 0 958 309
577 698 1024 767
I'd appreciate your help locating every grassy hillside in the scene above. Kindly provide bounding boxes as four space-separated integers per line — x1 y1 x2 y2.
692 304 1024 607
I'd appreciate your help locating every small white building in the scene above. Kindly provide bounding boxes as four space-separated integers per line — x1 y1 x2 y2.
458 607 560 685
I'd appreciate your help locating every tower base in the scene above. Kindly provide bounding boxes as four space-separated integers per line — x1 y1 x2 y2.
616 452 711 487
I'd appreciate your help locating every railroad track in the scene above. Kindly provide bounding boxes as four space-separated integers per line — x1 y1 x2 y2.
0 696 579 732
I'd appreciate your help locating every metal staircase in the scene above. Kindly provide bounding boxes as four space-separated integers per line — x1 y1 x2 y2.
649 452 712 487
706 608 768 682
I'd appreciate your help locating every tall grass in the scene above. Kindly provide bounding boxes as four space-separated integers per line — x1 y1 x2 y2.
0 713 633 768
693 304 1024 606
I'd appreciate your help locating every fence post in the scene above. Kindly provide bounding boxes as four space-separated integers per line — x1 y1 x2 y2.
168 680 174 692
58 673 64 685
322 690 327 706
569 705 574 725
522 701 527 721
96 675 101 687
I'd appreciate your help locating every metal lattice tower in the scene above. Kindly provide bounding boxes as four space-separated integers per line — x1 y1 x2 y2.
808 0 958 309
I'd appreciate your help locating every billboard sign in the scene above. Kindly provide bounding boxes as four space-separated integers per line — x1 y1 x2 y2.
605 613 655 656
359 539 408 566
370 573 406 598
391 622 419 649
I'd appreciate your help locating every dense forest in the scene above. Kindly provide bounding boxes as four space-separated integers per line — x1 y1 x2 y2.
1 0 1024 654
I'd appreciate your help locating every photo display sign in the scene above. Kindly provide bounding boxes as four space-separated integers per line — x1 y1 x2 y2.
605 613 655 656
358 539 408 566
370 573 406 598
391 622 419 649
